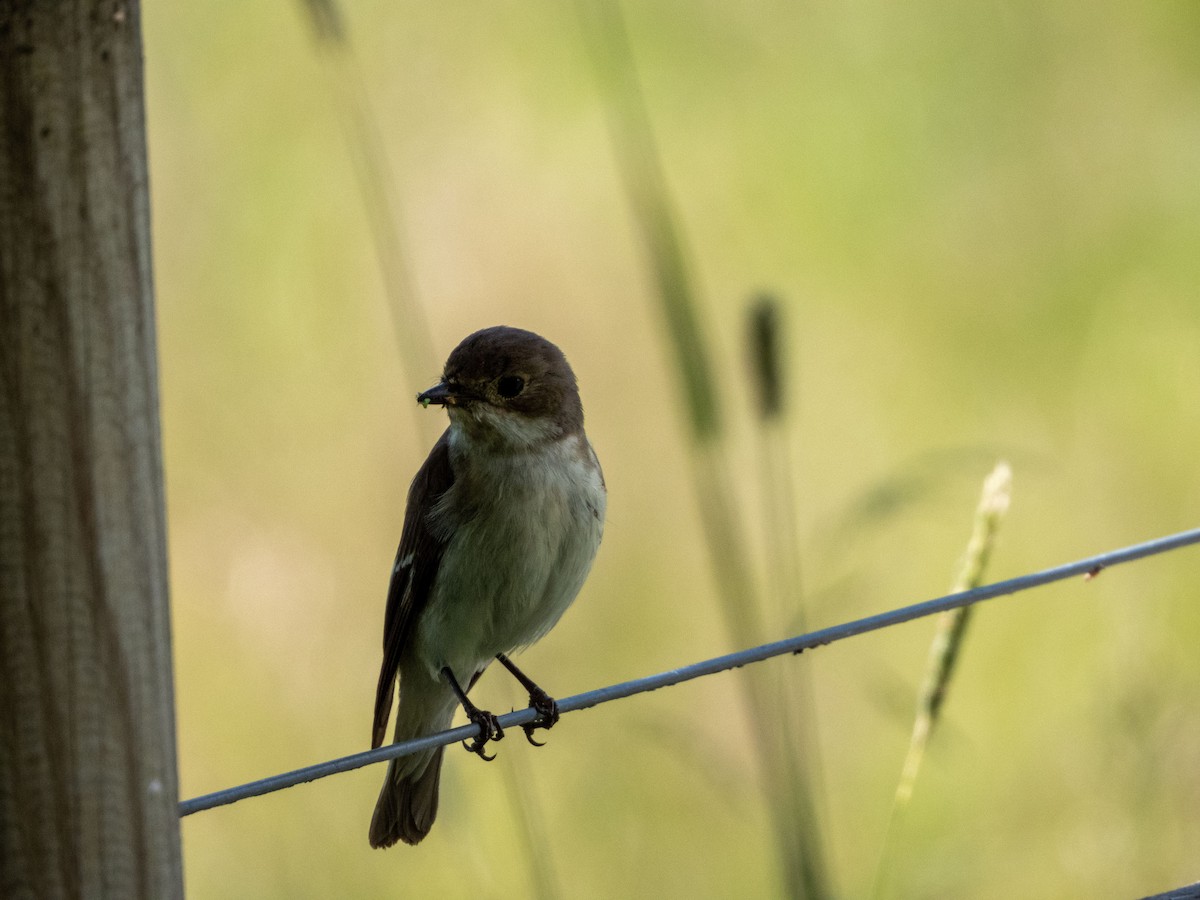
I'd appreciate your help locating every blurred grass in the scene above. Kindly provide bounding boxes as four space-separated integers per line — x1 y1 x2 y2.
146 0 1200 897
295 0 439 410
578 3 827 893
745 297 829 895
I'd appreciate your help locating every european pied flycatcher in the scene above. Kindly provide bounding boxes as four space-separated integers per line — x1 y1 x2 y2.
369 326 605 847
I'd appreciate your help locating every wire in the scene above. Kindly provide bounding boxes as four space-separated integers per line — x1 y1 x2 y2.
178 525 1200 818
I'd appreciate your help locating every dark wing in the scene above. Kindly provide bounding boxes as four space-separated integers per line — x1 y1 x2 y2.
371 430 455 748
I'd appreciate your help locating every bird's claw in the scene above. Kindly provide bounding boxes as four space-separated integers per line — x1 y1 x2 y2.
462 708 504 761
522 726 547 747
462 739 496 761
522 688 559 748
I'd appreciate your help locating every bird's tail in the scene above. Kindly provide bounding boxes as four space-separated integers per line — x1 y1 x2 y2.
369 746 446 848
369 669 458 848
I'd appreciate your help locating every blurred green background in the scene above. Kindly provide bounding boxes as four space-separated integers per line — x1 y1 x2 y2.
145 1 1200 897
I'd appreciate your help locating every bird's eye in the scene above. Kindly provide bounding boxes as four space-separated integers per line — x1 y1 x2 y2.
496 375 525 398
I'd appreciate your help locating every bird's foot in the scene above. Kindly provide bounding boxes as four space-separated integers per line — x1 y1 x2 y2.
462 707 504 761
522 687 559 748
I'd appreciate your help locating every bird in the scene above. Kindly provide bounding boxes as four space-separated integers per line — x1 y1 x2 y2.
369 325 606 848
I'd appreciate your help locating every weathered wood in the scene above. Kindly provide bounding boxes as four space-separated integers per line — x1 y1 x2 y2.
0 1 184 897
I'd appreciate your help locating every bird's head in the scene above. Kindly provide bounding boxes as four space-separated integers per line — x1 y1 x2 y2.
417 326 584 449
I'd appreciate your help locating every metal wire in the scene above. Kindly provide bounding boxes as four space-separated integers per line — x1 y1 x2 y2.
179 525 1200 818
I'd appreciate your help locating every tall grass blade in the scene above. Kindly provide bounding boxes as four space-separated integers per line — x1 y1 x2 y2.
873 461 1012 898
577 3 829 894
296 0 438 409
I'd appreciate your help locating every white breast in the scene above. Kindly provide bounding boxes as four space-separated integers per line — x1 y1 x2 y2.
415 431 605 682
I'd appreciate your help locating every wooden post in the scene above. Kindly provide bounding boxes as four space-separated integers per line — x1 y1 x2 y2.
0 2 184 896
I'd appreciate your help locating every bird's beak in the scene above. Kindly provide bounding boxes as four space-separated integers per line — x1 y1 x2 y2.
417 382 455 408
